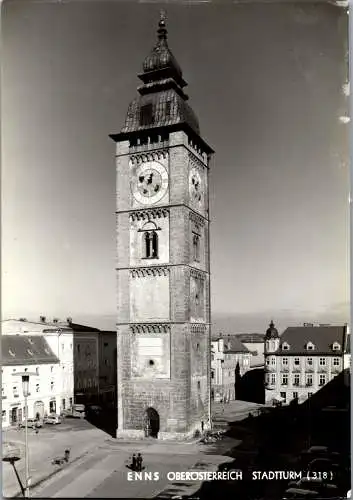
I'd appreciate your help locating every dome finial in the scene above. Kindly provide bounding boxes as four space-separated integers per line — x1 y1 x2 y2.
158 10 168 40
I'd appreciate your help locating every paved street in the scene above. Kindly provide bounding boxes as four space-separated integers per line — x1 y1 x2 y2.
2 417 109 498
2 401 259 498
31 437 237 499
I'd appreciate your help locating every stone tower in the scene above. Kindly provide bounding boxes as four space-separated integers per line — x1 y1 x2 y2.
110 13 213 439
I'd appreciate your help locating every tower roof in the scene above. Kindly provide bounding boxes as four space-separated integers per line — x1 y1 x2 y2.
119 12 201 137
140 11 184 87
265 320 279 339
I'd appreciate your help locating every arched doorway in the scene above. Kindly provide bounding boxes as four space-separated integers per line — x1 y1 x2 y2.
34 401 45 420
144 407 160 438
49 399 56 414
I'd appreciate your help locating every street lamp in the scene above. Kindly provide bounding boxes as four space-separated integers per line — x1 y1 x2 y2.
12 372 37 498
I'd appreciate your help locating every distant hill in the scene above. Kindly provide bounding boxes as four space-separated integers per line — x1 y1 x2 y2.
73 303 349 335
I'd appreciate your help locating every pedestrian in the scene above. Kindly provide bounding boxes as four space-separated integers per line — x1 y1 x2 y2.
136 453 143 472
201 420 204 432
131 454 137 471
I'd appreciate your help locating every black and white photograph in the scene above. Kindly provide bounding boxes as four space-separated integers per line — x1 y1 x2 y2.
1 0 351 499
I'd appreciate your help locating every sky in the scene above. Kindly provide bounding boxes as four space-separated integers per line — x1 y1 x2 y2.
1 0 350 332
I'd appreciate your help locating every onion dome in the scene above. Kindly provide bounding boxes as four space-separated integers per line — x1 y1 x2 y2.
142 11 183 84
265 320 279 340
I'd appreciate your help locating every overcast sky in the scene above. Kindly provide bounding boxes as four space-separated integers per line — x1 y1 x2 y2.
1 1 349 329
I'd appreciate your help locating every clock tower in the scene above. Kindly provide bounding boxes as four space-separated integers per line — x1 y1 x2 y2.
110 13 214 439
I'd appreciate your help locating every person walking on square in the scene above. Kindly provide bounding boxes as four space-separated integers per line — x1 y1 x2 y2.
131 454 137 471
137 453 143 472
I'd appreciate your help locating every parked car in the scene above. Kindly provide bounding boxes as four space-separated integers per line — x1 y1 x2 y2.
287 478 339 497
282 488 319 499
44 414 62 425
20 418 42 429
86 405 103 417
72 404 86 418
308 458 339 473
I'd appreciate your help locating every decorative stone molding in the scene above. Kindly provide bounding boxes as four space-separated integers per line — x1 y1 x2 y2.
188 151 206 171
189 212 205 228
130 150 168 165
191 325 206 334
130 208 169 222
190 268 206 280
130 267 170 278
130 324 171 334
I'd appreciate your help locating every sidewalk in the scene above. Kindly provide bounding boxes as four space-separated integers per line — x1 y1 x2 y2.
2 426 108 498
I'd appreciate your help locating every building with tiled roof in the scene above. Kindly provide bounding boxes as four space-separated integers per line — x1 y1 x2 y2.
1 335 60 428
264 323 350 406
2 335 59 365
1 318 117 416
2 318 75 417
234 333 266 368
211 335 252 402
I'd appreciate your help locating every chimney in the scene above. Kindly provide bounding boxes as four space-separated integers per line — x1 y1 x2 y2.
303 323 314 327
53 318 59 324
40 316 46 323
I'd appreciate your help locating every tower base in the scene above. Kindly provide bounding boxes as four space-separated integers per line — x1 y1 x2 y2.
115 422 204 441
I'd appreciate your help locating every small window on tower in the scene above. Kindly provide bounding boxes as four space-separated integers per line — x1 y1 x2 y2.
140 103 153 126
142 227 159 259
192 233 201 262
165 101 171 119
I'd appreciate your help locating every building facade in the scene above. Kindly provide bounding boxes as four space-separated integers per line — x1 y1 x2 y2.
2 318 74 414
111 14 213 439
1 318 117 412
236 333 265 368
72 324 117 409
1 335 61 428
264 322 350 405
211 336 251 402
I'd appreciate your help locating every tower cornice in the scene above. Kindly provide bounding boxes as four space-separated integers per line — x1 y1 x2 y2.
110 122 214 155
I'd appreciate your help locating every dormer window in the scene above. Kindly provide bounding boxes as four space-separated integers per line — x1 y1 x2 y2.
332 342 340 351
140 103 153 126
27 349 34 356
306 342 315 350
9 349 15 357
282 342 290 350
165 101 171 119
28 338 34 344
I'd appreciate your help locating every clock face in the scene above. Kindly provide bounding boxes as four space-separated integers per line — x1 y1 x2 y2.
132 161 168 205
189 168 203 206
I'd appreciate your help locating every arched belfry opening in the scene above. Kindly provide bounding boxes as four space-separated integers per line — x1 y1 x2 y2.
144 407 160 438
